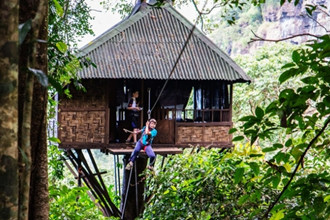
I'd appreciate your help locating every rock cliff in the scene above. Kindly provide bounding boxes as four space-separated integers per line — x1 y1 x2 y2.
209 0 330 56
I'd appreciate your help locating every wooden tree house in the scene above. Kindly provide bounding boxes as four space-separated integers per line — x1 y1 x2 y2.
57 2 251 219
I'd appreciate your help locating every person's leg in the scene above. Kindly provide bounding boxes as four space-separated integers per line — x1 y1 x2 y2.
126 141 143 170
133 128 138 142
126 116 136 142
129 141 143 163
144 145 156 167
131 117 138 143
126 133 132 142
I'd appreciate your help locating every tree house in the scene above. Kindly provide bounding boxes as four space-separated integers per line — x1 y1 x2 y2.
57 2 251 219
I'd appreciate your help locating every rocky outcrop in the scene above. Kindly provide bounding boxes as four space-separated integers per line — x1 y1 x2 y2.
257 0 329 44
210 0 330 56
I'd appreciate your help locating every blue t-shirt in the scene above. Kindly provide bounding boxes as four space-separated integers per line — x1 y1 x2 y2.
140 126 157 145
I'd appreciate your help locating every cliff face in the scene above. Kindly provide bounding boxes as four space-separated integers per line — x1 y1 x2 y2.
209 0 330 56
257 0 329 44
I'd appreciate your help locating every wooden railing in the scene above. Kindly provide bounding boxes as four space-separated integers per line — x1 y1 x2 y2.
149 108 231 123
117 108 231 122
116 108 232 146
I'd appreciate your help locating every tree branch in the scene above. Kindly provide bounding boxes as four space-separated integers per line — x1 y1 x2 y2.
190 0 223 31
304 14 329 33
262 116 330 219
191 0 222 15
248 30 320 44
317 5 330 17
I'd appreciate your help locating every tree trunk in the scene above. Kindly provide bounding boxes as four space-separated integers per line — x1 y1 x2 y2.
121 156 148 220
0 1 19 219
18 0 49 219
29 2 49 218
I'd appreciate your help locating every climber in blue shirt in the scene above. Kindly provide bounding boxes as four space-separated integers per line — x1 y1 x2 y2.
125 118 157 171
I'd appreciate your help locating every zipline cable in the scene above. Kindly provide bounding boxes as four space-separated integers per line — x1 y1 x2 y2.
149 3 206 115
147 88 151 119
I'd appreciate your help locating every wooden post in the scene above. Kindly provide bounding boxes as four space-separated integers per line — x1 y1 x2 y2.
230 84 233 122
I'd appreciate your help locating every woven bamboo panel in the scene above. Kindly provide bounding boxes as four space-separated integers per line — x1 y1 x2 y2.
204 126 230 142
60 80 107 109
59 111 106 143
177 126 230 144
176 127 203 143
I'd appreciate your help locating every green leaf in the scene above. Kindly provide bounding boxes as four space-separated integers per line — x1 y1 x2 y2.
281 62 295 69
274 152 288 163
270 209 285 220
238 194 249 205
19 19 32 45
234 167 244 184
48 137 61 143
28 68 48 87
285 139 292 147
48 75 63 95
229 128 237 134
324 194 330 202
301 76 319 84
272 174 281 188
232 136 244 142
279 89 295 99
265 101 278 114
292 50 301 63
291 146 304 161
243 121 257 130
53 0 64 17
56 42 68 53
279 69 294 84
255 106 264 119
262 146 277 152
239 115 257 122
273 143 283 149
283 163 291 172
272 204 286 212
249 162 260 175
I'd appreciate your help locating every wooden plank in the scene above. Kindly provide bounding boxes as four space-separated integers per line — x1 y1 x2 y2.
108 147 183 155
59 142 233 150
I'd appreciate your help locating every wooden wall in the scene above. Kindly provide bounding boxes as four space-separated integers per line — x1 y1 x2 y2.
58 80 109 144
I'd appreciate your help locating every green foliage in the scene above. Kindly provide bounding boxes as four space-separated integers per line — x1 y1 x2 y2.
47 1 105 219
141 25 329 220
234 34 330 218
48 0 94 96
48 140 65 182
142 146 279 219
208 2 263 54
233 42 300 148
49 181 109 220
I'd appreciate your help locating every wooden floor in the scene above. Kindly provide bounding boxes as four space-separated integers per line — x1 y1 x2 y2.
59 142 233 155
108 146 183 155
59 143 183 155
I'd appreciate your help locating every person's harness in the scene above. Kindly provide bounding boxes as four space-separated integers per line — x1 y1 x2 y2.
140 128 154 149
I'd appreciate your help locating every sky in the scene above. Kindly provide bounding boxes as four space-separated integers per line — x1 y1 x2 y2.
77 0 200 48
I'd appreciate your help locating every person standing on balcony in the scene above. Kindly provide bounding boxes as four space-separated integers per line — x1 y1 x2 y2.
125 119 157 171
126 90 142 143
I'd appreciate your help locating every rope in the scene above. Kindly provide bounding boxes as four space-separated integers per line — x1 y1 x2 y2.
149 4 206 115
121 163 134 219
